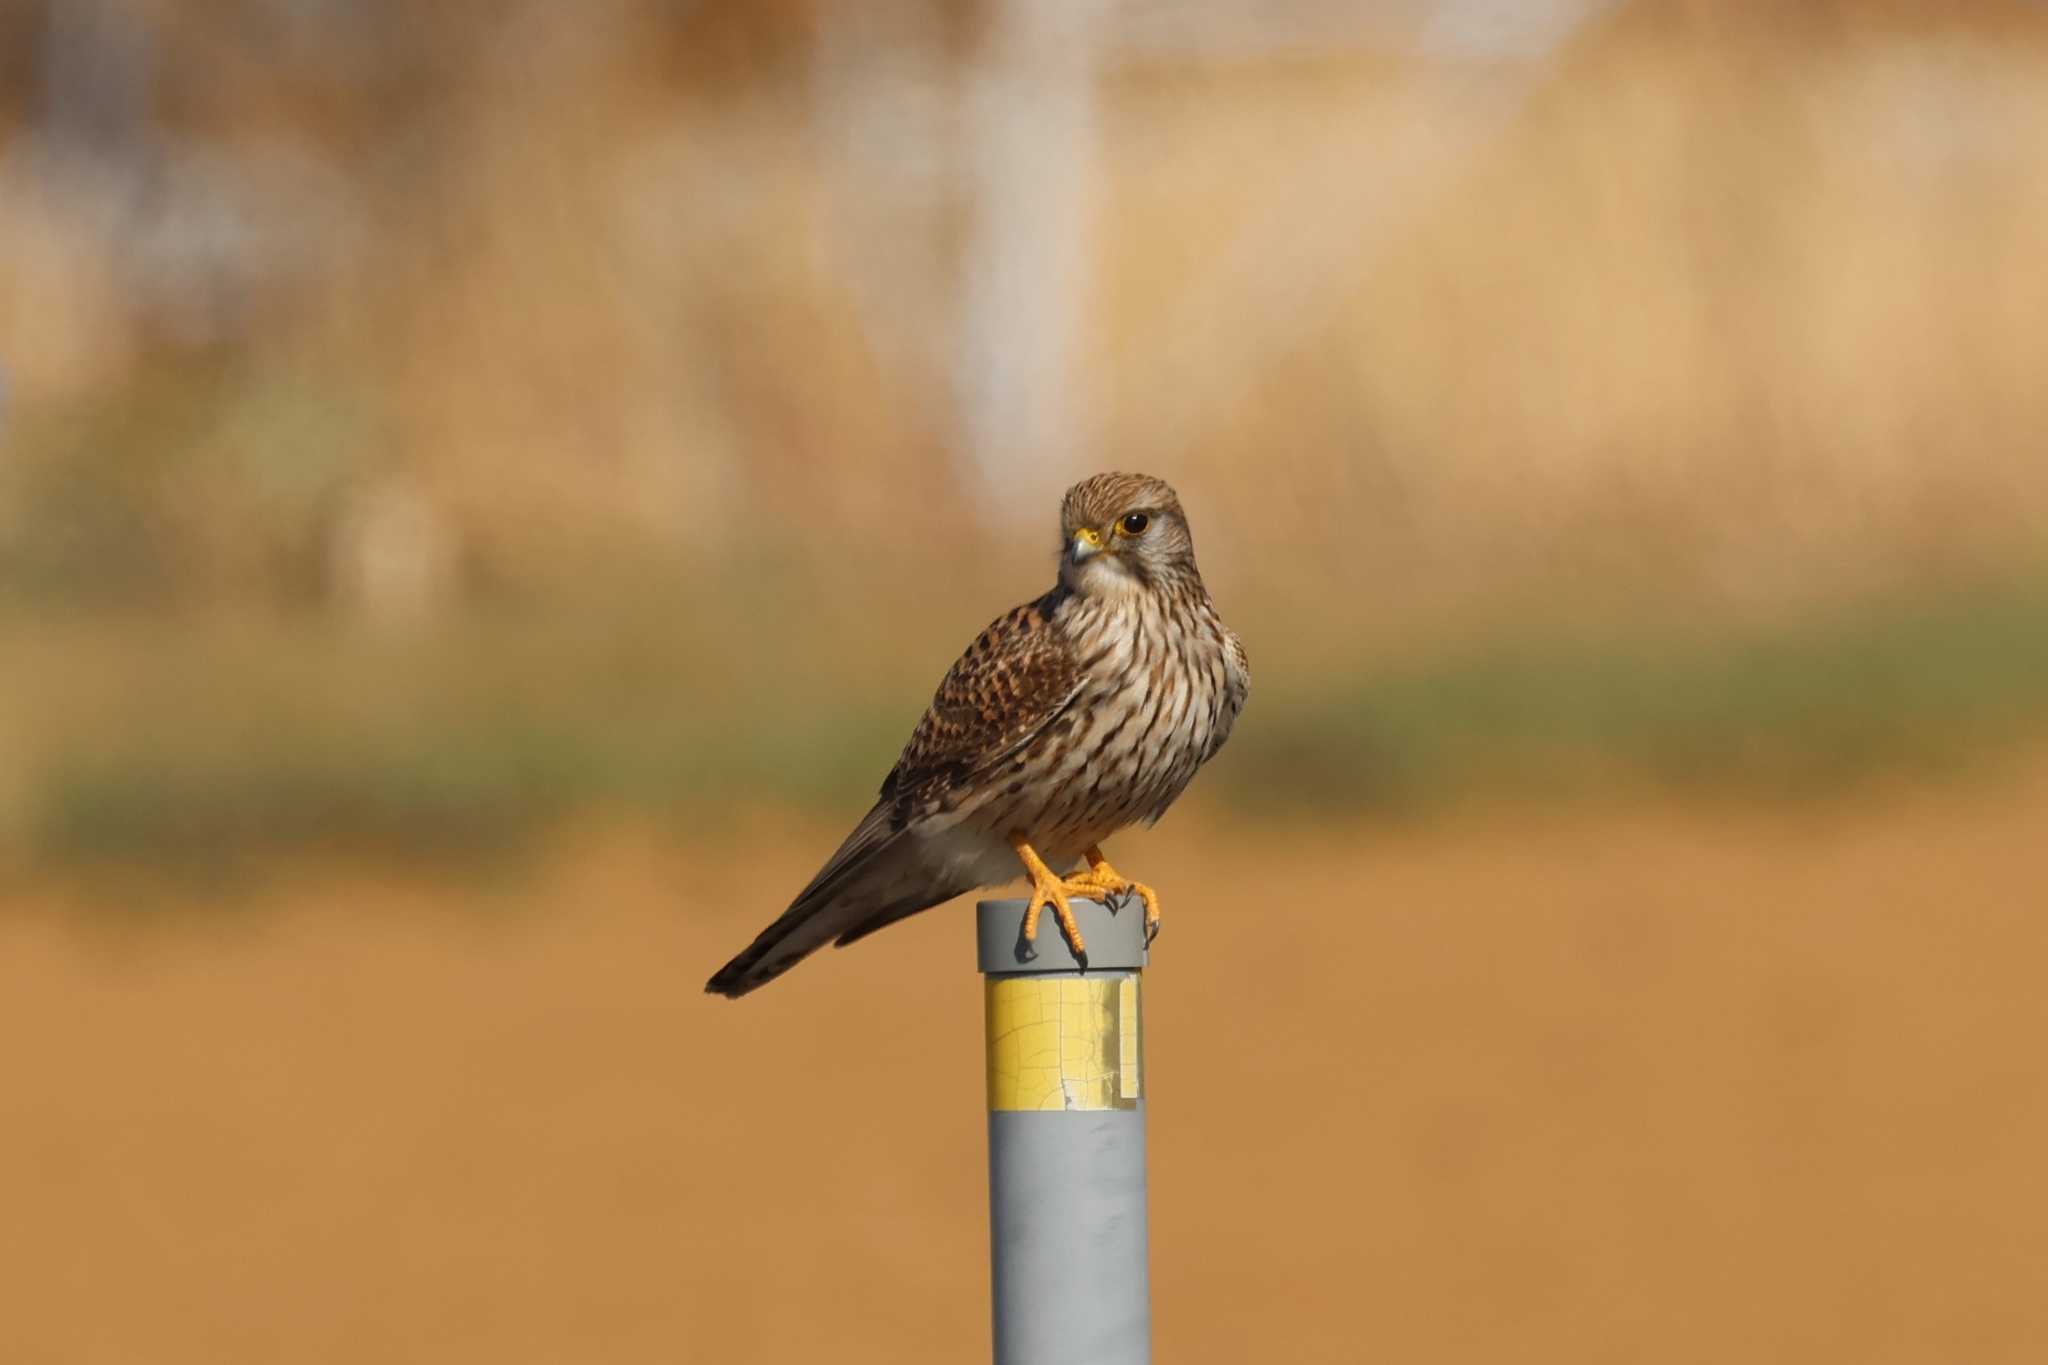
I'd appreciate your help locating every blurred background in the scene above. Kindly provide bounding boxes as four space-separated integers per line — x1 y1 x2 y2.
4 0 2046 1360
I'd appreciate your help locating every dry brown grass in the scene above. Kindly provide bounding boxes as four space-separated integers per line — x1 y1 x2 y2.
6 4 2048 620
6 762 2048 1362
1097 7 2048 619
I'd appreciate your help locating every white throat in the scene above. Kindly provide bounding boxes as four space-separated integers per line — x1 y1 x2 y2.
1060 554 1146 603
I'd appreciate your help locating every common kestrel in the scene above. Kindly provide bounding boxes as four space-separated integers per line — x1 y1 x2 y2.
706 472 1249 998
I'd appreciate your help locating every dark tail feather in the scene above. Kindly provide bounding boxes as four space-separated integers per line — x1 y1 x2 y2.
705 803 919 998
832 894 950 949
704 883 961 998
704 915 826 998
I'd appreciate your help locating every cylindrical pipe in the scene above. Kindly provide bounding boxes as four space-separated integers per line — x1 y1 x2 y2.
978 897 1150 1365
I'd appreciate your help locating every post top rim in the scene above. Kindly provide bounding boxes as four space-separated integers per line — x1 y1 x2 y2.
976 897 1148 975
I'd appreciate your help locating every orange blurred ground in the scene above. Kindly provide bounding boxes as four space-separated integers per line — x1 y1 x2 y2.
5 769 2046 1364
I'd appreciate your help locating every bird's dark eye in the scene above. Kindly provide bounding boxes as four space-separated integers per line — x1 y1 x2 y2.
1118 512 1150 537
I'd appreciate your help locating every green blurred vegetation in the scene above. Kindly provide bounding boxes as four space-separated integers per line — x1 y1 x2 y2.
1242 570 2048 814
8 565 2045 867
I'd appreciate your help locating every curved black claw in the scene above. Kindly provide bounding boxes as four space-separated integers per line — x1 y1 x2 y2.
1056 917 1090 971
1144 917 1161 948
1014 923 1040 962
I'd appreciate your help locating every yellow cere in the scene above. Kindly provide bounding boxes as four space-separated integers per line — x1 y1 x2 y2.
985 976 1142 1112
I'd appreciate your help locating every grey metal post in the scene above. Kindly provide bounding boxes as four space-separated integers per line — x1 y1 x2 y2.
977 897 1150 1365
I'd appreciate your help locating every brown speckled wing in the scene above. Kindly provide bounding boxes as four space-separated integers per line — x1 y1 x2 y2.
883 588 1082 821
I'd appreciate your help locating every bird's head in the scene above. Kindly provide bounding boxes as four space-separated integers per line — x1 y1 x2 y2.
1057 472 1197 598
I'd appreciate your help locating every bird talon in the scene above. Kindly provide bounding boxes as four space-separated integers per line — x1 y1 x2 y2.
1010 836 1168 963
1048 893 1087 959
1070 845 1162 948
1009 833 1093 961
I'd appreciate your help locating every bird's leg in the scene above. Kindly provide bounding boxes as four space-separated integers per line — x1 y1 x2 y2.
1008 833 1086 961
1064 845 1163 945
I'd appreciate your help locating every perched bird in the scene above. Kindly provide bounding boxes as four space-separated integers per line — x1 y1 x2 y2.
705 472 1249 998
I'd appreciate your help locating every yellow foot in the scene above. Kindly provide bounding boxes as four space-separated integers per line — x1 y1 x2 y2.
1008 833 1088 961
1064 846 1163 946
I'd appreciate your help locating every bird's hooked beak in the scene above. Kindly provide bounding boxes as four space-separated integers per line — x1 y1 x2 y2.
1069 526 1106 564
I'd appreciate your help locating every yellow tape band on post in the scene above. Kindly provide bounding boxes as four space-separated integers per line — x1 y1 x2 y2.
985 975 1142 1112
